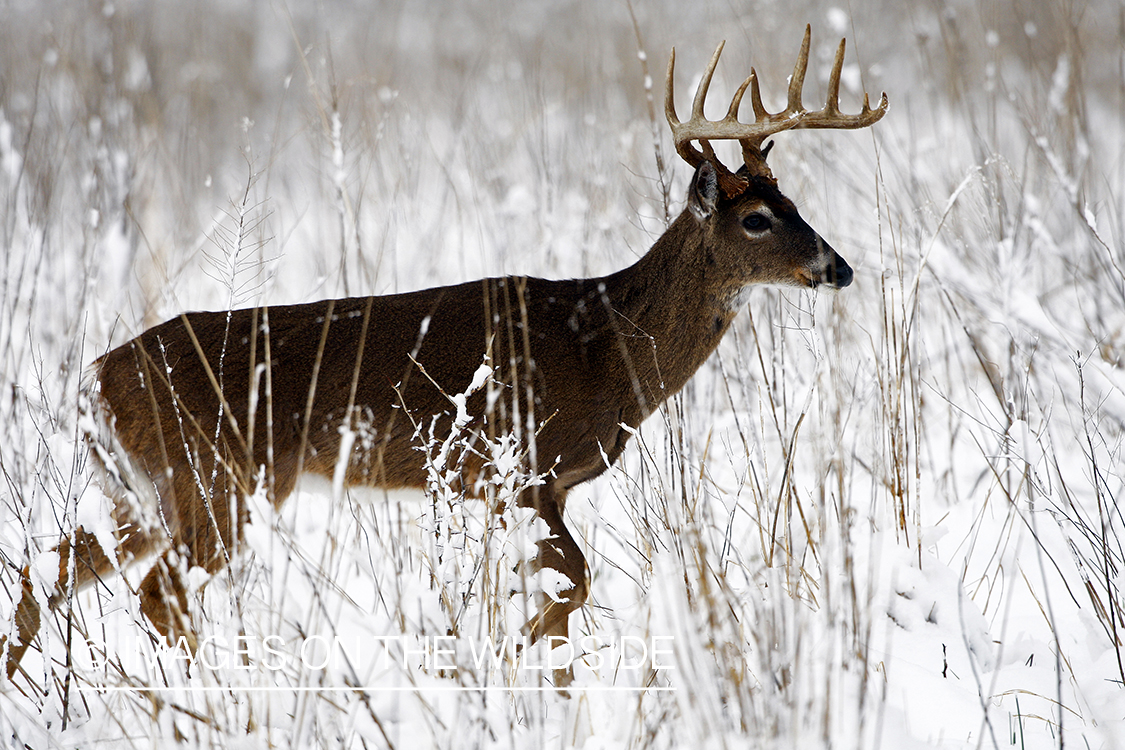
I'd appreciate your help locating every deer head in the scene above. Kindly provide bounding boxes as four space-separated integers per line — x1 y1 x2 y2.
664 25 888 294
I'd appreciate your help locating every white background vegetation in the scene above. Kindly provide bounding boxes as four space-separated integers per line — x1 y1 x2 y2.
1 0 1123 747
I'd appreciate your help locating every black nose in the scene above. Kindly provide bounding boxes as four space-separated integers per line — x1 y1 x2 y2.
827 254 853 288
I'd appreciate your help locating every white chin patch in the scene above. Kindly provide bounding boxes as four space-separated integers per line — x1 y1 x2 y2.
726 276 817 309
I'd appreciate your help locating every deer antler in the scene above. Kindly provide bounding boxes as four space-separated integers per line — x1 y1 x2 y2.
665 25 889 196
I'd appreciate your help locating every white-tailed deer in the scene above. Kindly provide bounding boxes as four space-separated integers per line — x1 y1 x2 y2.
4 26 886 681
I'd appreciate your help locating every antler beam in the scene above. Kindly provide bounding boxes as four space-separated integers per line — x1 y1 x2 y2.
665 25 889 194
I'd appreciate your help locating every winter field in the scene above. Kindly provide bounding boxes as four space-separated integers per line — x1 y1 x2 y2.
1 0 1123 747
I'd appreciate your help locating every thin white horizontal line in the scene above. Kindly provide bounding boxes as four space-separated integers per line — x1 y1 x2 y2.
77 685 676 693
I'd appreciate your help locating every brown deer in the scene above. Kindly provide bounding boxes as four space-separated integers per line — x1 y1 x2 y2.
3 26 886 681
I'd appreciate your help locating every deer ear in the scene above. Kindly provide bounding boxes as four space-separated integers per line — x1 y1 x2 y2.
688 161 720 221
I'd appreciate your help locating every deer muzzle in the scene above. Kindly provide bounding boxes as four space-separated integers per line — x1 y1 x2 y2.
824 250 853 289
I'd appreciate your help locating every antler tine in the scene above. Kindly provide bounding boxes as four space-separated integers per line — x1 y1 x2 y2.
824 38 845 116
726 74 753 121
787 24 812 114
664 48 680 126
748 69 767 120
666 45 709 171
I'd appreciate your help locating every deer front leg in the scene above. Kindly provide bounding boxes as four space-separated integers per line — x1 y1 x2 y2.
519 486 588 686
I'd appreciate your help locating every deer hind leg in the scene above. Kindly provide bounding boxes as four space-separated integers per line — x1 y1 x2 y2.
135 550 194 652
3 522 160 680
138 445 249 653
53 522 161 602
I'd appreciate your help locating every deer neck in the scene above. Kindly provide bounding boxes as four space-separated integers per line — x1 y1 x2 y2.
601 211 736 407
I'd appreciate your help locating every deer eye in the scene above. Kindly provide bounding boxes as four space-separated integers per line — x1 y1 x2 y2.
742 213 771 232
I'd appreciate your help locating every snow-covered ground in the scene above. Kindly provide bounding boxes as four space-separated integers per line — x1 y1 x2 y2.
1 1 1122 747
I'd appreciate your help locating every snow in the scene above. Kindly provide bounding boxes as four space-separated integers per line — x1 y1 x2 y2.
1 1 1123 748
